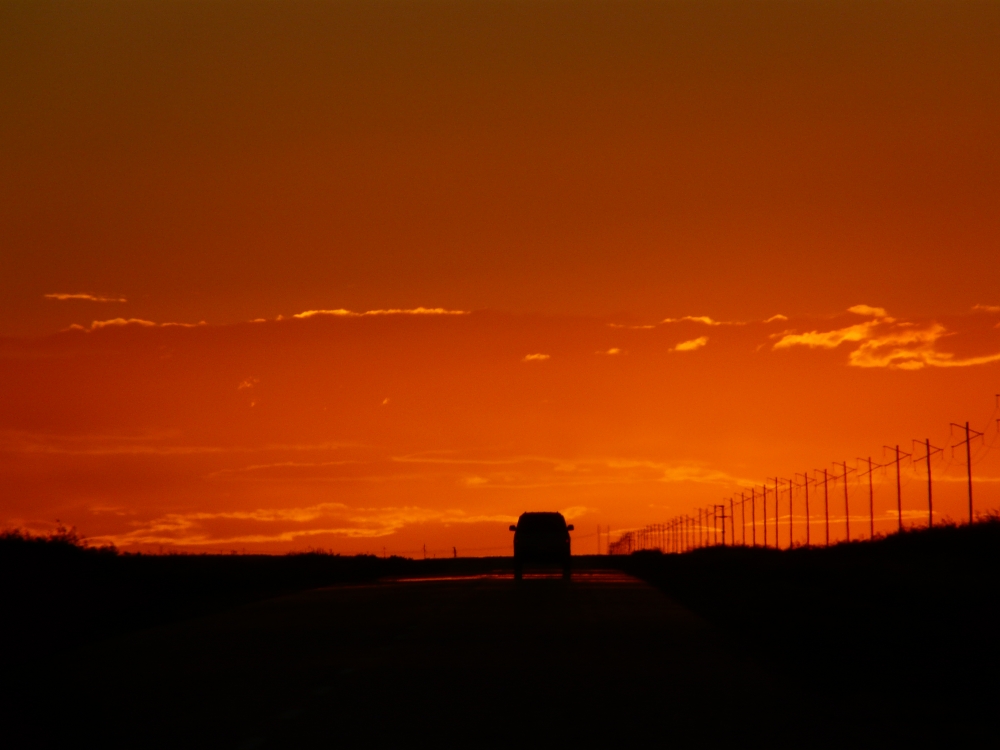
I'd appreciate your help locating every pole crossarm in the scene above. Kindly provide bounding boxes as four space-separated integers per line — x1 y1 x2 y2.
911 439 943 462
950 423 984 449
856 458 882 477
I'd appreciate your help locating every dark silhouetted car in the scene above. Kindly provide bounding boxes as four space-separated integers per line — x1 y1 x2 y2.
508 512 574 580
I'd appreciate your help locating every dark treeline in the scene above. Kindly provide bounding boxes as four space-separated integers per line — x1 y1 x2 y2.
1 530 520 660
621 519 1000 742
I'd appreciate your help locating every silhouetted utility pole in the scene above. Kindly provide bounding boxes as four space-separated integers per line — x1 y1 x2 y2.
833 462 855 542
768 477 781 548
817 468 830 546
913 438 942 527
751 488 757 546
774 478 780 548
785 479 793 548
740 492 747 546
795 472 812 546
883 445 910 532
858 457 878 540
763 484 770 548
951 421 984 524
729 497 736 547
718 504 727 546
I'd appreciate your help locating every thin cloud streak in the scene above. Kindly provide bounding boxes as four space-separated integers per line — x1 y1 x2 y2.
292 307 468 319
68 318 207 332
89 504 521 547
674 336 708 352
45 293 127 303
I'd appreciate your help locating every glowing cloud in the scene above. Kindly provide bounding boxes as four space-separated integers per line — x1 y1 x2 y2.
69 318 206 331
522 353 551 362
764 314 788 323
293 307 468 319
663 315 723 326
774 316 1000 370
847 304 889 318
849 324 1000 370
973 304 1000 313
45 293 126 303
598 348 622 355
773 322 877 350
673 336 708 352
89 503 521 546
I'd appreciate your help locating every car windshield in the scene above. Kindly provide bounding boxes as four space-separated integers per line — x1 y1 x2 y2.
517 514 566 533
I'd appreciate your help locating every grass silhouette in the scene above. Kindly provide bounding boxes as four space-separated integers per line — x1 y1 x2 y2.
4 522 998 744
621 517 1000 742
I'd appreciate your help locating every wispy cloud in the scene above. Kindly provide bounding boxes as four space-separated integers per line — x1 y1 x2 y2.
847 304 889 318
850 327 1000 369
0 430 358 457
773 322 877 350
597 347 623 355
674 336 708 352
773 307 1000 369
764 314 788 323
89 503 519 546
45 293 126 303
436 455 746 490
663 315 724 326
522 353 550 362
68 318 206 332
292 307 468 319
973 304 1000 313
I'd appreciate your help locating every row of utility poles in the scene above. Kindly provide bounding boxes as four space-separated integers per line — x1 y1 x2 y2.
610 415 991 555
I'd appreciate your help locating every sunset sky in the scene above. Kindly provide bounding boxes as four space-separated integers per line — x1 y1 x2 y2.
2 1 999 554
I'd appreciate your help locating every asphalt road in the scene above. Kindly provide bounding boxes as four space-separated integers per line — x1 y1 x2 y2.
24 571 777 748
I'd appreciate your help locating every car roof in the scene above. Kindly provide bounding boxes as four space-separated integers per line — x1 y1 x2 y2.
516 512 567 529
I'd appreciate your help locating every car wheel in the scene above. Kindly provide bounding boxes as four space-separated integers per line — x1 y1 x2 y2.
514 564 522 581
562 562 571 581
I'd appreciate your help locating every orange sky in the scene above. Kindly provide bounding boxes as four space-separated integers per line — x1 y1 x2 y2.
2 1 999 553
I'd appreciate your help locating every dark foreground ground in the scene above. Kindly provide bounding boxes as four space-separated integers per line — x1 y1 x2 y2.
5 522 1000 747
623 521 1000 745
12 571 773 748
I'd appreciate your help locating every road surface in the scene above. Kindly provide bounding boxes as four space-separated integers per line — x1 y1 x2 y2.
26 572 776 747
